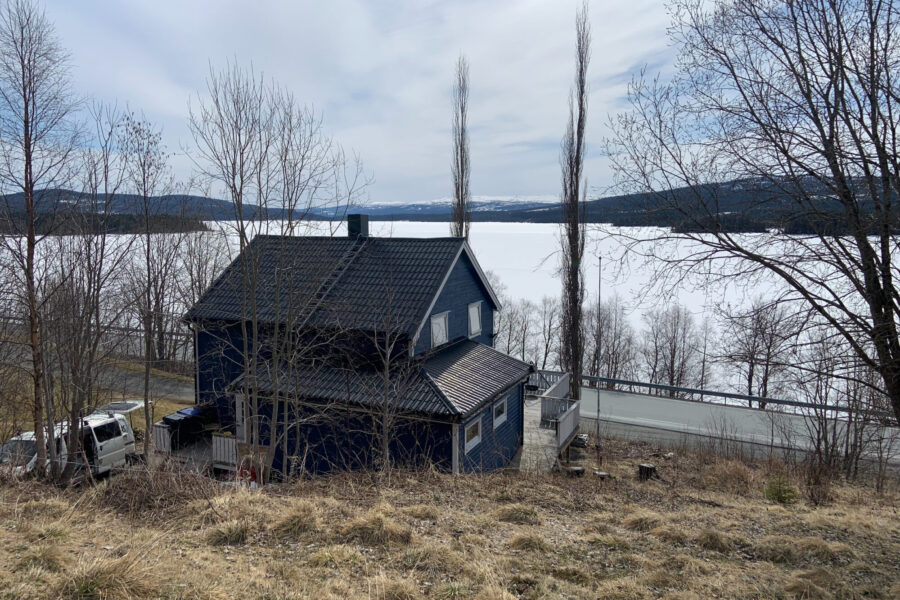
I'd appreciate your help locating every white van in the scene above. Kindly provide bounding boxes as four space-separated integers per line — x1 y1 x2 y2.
79 412 137 474
0 402 140 479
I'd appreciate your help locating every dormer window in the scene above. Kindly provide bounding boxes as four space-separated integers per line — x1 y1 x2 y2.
431 312 449 348
468 302 482 337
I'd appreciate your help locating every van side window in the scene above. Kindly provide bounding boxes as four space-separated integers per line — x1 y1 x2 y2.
93 421 121 443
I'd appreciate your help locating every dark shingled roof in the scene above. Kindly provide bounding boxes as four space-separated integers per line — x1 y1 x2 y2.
185 235 479 337
422 340 535 414
230 339 533 418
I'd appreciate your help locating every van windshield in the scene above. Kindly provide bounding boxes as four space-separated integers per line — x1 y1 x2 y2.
0 439 37 466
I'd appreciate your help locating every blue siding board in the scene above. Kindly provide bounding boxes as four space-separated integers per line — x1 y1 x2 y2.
414 253 495 355
255 401 453 475
459 383 524 472
196 323 247 429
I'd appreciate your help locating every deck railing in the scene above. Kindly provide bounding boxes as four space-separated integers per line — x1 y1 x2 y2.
556 401 580 450
212 433 237 469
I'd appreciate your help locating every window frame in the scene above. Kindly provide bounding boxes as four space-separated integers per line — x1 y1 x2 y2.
92 420 121 444
464 417 481 453
493 396 508 429
468 301 482 337
430 311 449 348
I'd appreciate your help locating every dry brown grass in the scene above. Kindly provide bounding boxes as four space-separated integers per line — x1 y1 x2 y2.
270 499 320 539
492 502 540 525
0 439 895 600
623 510 663 532
508 532 551 552
205 519 252 546
341 509 412 547
14 545 65 573
695 528 733 553
57 552 159 600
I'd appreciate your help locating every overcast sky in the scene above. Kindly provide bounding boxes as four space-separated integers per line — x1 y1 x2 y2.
45 0 673 205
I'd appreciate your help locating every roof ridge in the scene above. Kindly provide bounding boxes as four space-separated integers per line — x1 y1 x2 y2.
421 368 460 416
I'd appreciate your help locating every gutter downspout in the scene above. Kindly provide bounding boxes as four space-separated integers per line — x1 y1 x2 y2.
451 421 460 475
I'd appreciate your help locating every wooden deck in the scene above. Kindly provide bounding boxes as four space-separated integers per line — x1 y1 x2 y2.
519 396 560 472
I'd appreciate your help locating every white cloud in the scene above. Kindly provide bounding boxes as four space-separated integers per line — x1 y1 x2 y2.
44 0 672 204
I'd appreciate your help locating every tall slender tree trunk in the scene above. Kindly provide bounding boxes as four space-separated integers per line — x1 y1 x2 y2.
24 112 47 466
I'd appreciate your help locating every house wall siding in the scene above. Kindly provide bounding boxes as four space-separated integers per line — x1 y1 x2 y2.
459 383 524 472
259 401 454 475
414 252 495 355
196 322 247 430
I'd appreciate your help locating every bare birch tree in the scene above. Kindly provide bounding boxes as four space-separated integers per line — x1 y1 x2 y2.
608 0 900 423
43 103 134 482
451 54 470 238
0 0 77 469
189 61 368 478
559 2 590 399
121 112 178 457
640 304 700 395
717 298 800 406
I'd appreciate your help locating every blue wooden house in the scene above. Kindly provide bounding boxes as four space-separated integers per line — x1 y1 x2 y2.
174 215 533 476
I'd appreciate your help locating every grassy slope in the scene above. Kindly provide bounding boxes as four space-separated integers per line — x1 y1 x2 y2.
0 443 897 600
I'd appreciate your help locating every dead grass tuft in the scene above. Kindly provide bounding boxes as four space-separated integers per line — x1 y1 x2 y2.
643 568 682 590
753 536 799 564
594 576 650 599
695 529 733 553
753 535 852 565
370 574 421 600
651 524 689 544
271 500 319 539
91 464 219 520
29 521 70 542
307 544 364 568
401 504 440 520
435 581 471 598
508 533 551 552
783 577 828 599
58 552 159 600
341 510 412 547
623 511 662 532
700 459 757 495
195 489 275 526
474 584 516 600
585 533 631 550
15 545 65 573
205 520 252 546
18 497 71 521
552 565 591 586
399 543 466 577
493 503 540 525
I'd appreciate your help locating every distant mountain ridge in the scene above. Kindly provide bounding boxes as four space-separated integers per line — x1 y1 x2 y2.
2 181 889 234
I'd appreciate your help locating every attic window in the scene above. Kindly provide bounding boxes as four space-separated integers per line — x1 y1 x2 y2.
465 418 481 453
468 302 482 337
431 312 449 348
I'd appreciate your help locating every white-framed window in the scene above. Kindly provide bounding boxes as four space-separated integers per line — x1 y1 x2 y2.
468 301 482 337
464 418 481 453
493 396 507 428
431 312 449 348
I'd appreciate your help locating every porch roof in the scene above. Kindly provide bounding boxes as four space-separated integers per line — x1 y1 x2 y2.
228 340 533 419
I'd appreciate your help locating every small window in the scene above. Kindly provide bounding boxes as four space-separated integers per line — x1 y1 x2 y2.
464 418 481 453
92 420 121 443
493 397 507 428
431 312 449 348
468 302 482 337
